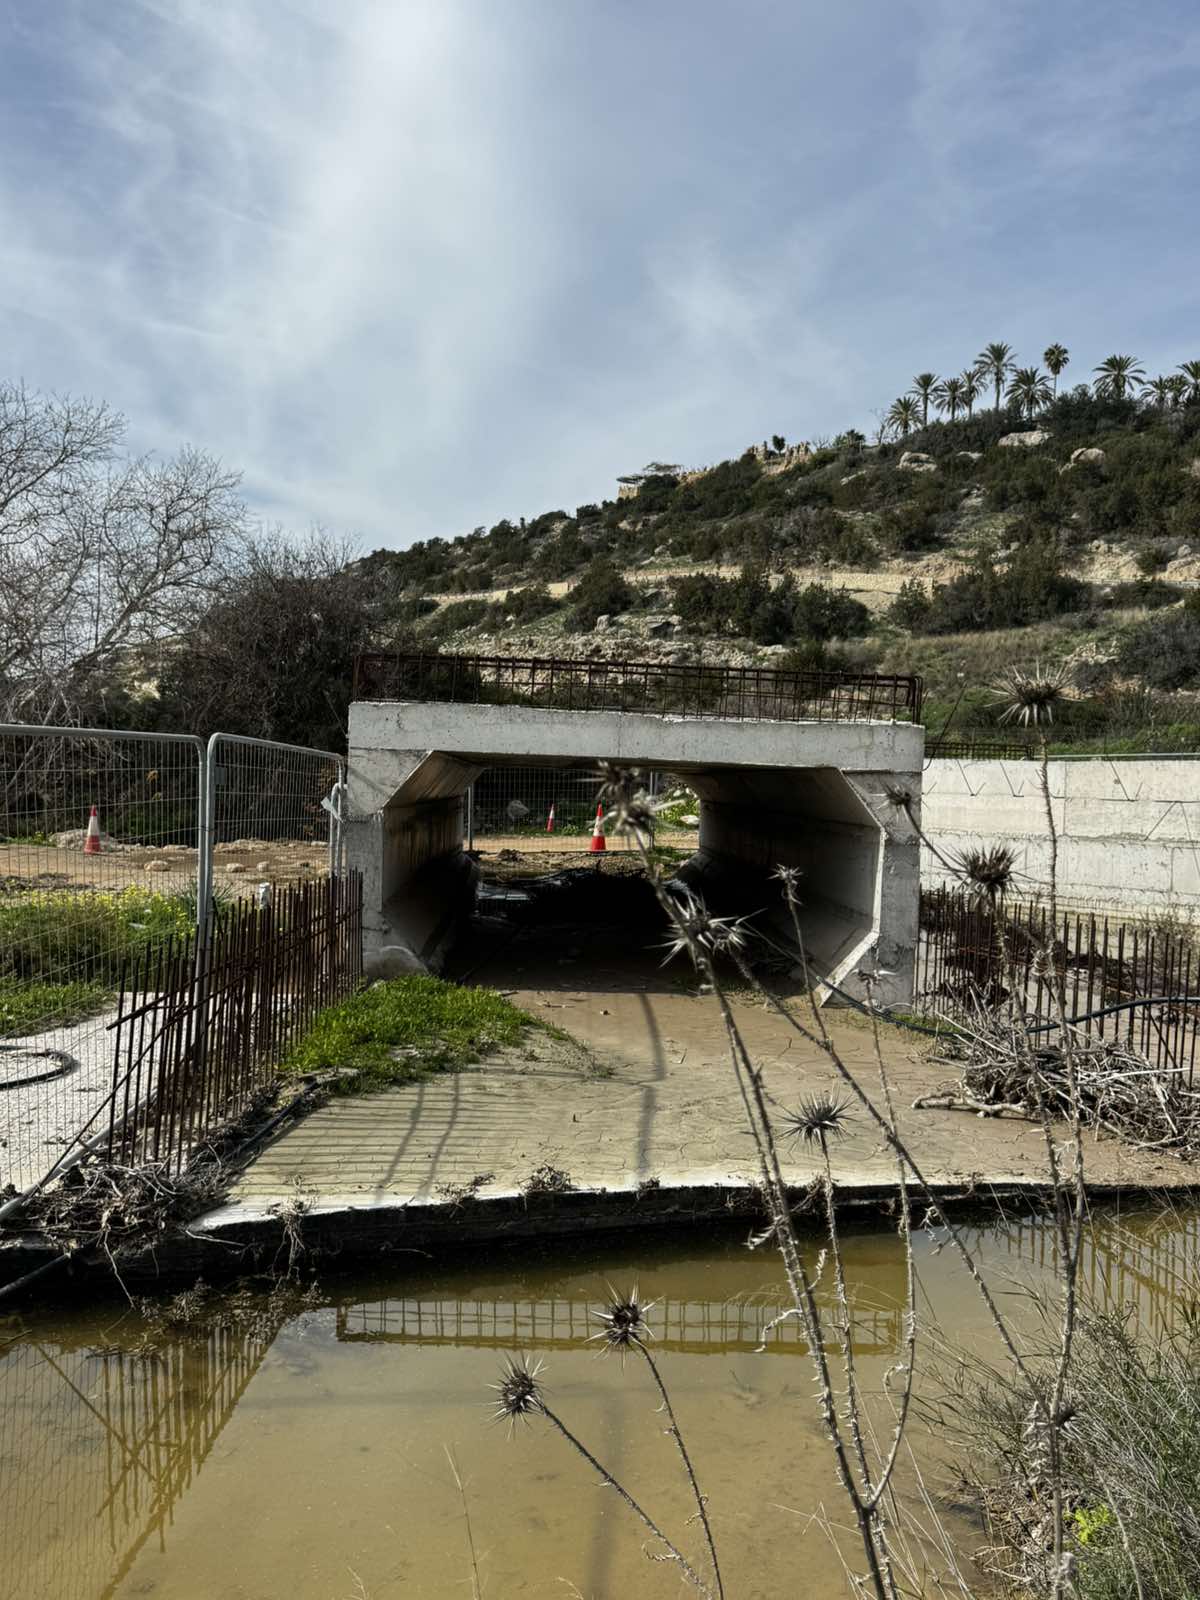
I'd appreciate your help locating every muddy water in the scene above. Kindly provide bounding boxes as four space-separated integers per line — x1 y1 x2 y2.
2 1207 1196 1600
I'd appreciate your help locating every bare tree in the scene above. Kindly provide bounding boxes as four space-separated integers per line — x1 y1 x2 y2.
1 382 247 722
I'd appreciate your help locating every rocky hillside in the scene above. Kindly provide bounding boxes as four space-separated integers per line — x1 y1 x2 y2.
358 387 1200 751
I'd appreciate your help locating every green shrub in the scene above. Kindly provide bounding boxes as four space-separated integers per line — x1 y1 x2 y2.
955 1299 1200 1599
888 578 933 631
422 598 491 640
1135 541 1172 575
565 557 635 631
1100 578 1182 610
920 546 1085 635
1117 603 1200 689
498 583 560 624
670 569 869 645
0 976 112 1033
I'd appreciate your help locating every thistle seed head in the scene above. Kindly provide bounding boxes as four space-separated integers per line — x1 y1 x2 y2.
782 1094 852 1148
660 885 748 965
771 863 804 897
589 1285 656 1354
491 1355 545 1426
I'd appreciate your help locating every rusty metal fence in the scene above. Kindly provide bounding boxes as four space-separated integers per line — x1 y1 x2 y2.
916 885 1200 1085
353 650 924 724
107 872 361 1173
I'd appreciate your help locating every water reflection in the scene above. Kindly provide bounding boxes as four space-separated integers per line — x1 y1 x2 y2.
336 1291 903 1354
0 1321 276 1600
1 1204 1197 1600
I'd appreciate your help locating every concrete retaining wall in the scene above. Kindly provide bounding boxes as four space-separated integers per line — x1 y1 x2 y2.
922 756 1200 913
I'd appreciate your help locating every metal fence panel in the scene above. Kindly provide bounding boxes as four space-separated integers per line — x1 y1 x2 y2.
1 725 351 1208
199 735 345 943
0 726 204 1197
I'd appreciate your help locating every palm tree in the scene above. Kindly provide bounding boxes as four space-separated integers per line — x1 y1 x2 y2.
974 342 1016 411
1143 374 1175 409
1006 366 1053 421
1178 360 1200 404
1168 374 1190 409
1043 343 1070 396
959 369 982 418
933 375 966 422
909 373 938 427
1093 354 1145 400
886 395 922 438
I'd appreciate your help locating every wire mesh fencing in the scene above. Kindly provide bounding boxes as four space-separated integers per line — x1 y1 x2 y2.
1 726 205 1195
464 765 701 855
1 725 351 1204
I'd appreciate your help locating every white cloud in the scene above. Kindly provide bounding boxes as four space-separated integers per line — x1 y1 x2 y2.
1 0 1198 548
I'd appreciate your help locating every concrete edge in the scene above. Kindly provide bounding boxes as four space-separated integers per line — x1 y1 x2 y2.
6 1176 1200 1301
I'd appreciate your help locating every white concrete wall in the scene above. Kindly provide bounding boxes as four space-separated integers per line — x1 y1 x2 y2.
922 756 1200 913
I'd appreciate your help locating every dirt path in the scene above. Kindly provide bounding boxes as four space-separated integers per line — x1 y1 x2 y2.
0 839 329 896
224 942 1199 1216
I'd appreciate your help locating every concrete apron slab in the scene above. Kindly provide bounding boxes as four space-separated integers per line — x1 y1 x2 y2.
190 969 1200 1264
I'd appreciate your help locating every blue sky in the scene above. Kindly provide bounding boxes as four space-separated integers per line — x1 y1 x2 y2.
1 1 1198 550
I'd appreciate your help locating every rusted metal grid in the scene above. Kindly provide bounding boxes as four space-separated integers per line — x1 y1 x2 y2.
106 871 363 1173
916 885 1200 1086
925 736 1033 761
353 651 924 724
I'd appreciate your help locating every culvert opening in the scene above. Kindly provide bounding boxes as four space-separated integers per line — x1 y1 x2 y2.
349 695 919 1010
422 759 886 1000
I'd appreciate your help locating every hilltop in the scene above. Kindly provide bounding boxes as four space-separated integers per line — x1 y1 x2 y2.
358 383 1200 752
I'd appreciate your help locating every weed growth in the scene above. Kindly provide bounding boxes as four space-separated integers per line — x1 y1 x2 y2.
282 975 536 1089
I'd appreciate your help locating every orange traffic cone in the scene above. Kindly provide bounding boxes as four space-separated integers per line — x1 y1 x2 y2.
589 803 606 853
83 805 102 855
546 802 556 833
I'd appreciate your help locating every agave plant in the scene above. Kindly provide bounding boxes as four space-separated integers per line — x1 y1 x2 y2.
992 661 1071 727
953 842 1018 904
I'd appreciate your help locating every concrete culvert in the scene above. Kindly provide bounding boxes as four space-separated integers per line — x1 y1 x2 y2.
347 699 922 1008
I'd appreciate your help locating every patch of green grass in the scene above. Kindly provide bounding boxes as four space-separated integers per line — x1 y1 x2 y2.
0 885 196 987
0 975 113 1034
282 975 538 1090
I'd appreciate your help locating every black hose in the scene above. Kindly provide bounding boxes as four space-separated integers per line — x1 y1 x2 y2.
0 1250 72 1304
1027 995 1200 1034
